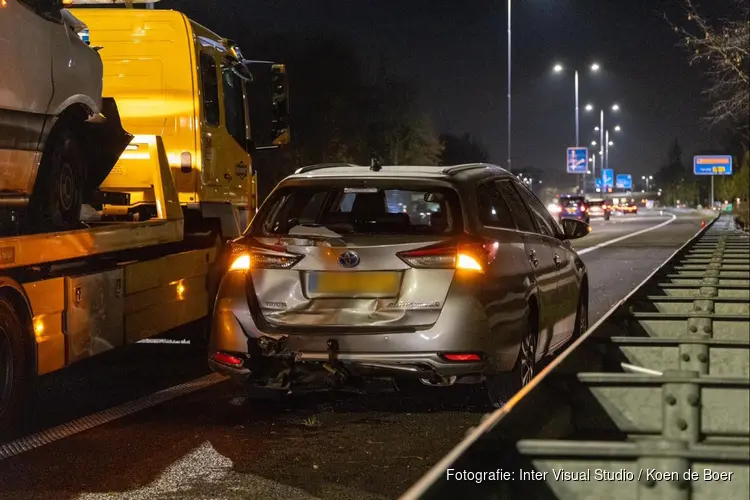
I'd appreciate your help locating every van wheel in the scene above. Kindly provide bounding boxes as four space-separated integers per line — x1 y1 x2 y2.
0 296 30 437
26 125 85 233
485 313 538 409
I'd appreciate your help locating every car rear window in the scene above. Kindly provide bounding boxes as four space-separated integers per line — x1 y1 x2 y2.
560 198 585 207
251 184 462 236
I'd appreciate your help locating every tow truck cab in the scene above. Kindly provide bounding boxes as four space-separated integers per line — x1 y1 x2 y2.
70 3 290 238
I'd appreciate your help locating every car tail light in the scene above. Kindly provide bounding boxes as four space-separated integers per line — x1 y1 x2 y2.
228 242 303 271
441 353 482 362
580 205 587 212
397 238 499 274
211 352 244 367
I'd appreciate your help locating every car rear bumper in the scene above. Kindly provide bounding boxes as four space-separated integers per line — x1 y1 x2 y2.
208 272 524 384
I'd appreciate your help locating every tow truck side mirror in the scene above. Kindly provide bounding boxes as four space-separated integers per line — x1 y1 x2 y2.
243 61 290 150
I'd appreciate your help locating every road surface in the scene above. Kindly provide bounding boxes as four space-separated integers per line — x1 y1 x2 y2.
0 210 712 500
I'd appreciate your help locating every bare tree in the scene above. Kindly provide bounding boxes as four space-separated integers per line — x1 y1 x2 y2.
668 0 749 134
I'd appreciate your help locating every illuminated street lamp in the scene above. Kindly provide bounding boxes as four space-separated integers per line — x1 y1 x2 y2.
591 140 597 146
642 175 653 191
586 103 621 176
553 62 601 147
614 125 621 132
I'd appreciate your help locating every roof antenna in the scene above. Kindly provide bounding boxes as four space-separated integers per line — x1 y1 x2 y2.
369 153 382 172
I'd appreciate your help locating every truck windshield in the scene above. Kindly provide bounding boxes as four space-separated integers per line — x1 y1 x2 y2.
251 185 462 236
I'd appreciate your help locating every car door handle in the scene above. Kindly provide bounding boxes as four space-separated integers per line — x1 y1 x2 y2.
553 254 561 266
528 250 538 267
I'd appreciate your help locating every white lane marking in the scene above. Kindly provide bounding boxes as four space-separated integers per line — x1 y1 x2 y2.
0 374 226 461
577 213 677 255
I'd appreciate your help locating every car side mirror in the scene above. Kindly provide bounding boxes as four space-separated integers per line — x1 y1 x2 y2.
561 218 590 240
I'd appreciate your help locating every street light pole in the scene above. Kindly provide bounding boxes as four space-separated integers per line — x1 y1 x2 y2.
575 70 580 147
605 129 610 172
507 0 512 173
594 108 605 181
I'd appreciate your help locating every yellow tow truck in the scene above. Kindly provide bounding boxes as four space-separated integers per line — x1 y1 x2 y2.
0 1 290 431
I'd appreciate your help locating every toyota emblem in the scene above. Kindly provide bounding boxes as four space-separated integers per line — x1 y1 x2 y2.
337 251 360 268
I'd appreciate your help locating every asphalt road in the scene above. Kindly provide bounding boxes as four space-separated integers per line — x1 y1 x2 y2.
0 210 712 500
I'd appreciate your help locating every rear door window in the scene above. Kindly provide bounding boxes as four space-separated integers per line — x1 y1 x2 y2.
495 180 537 233
251 184 462 236
513 182 561 238
476 182 515 230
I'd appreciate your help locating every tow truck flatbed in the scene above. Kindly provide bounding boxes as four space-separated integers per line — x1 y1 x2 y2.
0 135 220 430
1 135 184 271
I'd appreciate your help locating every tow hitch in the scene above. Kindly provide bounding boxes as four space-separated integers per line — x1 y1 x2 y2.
323 339 349 387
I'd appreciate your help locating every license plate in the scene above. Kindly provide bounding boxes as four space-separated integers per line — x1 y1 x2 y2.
307 271 401 297
566 208 577 213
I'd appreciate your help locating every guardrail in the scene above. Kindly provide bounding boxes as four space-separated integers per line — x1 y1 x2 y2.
402 213 750 500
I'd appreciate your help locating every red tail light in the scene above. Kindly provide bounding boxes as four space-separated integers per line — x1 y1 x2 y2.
442 353 482 362
580 205 587 212
396 238 499 273
211 352 244 367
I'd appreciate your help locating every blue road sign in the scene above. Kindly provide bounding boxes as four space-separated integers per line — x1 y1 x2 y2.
693 155 733 175
595 178 603 190
602 169 614 189
566 147 588 174
615 174 633 190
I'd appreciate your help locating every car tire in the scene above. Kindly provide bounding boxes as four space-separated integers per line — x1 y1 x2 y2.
0 295 30 438
25 124 85 233
572 289 589 342
604 212 610 221
485 312 538 409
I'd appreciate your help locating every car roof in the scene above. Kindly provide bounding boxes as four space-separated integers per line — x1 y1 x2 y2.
285 163 512 183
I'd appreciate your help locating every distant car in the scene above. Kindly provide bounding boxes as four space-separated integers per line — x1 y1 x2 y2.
208 163 591 408
558 195 590 224
621 201 639 215
588 200 611 221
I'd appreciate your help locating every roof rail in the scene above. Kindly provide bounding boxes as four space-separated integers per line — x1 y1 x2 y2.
441 163 502 175
294 163 361 174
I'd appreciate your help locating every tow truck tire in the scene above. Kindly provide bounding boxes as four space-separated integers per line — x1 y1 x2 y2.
26 124 85 233
0 296 30 436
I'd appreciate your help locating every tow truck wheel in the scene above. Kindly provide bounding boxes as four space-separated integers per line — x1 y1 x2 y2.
0 295 30 436
26 124 85 233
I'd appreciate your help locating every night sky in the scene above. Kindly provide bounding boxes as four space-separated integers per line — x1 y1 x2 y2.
162 0 723 186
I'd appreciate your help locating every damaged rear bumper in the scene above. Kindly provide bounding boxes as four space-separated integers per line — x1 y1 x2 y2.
208 308 488 389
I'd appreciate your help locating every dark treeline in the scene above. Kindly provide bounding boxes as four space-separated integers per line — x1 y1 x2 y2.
240 35 446 197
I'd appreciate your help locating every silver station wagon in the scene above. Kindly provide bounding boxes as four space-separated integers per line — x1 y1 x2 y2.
208 162 591 407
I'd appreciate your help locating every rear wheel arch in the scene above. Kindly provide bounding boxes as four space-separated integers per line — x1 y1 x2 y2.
580 274 589 303
527 294 540 331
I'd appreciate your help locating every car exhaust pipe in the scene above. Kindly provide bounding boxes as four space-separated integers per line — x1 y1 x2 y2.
419 375 457 387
